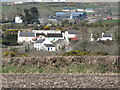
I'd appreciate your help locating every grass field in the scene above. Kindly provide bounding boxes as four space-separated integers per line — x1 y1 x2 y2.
101 19 119 24
2 64 113 73
1 2 118 20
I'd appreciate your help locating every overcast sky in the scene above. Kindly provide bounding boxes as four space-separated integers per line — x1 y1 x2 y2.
0 0 120 2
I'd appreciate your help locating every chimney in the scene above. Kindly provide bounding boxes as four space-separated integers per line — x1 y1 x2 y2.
102 32 104 38
90 33 94 41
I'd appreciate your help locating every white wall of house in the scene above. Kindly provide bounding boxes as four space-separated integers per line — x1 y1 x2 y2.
34 43 44 50
15 16 23 24
64 31 76 38
43 45 56 51
46 37 64 42
18 37 34 42
90 33 94 41
97 33 112 41
97 37 112 41
54 0 66 2
33 30 65 42
85 9 94 13
34 39 53 50
76 9 84 12
18 31 35 42
91 33 112 41
33 30 61 33
68 34 76 38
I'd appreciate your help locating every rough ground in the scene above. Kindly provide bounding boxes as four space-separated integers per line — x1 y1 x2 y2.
1 73 119 88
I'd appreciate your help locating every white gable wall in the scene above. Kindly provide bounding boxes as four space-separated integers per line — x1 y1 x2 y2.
18 37 35 42
15 16 23 24
34 39 53 50
97 37 112 41
43 45 56 51
34 43 44 50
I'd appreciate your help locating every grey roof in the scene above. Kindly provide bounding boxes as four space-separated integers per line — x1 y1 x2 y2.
55 12 86 18
68 31 80 34
56 39 64 43
44 44 55 47
19 32 35 37
103 33 112 37
64 8 73 10
35 39 45 43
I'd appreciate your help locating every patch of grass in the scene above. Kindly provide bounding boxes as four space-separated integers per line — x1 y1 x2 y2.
97 66 108 73
2 63 116 73
2 65 18 73
101 19 119 24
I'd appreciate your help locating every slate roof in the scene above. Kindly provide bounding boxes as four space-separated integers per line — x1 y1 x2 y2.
19 32 35 37
56 39 64 43
35 39 45 43
36 33 45 36
68 31 80 34
103 33 112 37
44 44 55 47
85 8 94 11
55 12 85 17
64 8 73 10
46 33 63 37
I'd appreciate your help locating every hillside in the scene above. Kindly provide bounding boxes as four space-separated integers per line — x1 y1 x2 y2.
2 2 118 21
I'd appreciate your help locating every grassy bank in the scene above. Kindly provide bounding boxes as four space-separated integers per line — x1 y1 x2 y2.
2 64 114 73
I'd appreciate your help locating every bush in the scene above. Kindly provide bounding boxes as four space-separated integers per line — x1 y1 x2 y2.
63 50 90 56
4 51 16 57
4 52 9 56
18 54 28 57
44 26 50 30
96 52 108 55
2 33 18 46
10 51 16 57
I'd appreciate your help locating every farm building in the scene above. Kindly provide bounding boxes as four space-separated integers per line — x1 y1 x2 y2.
33 30 65 42
55 12 86 20
76 9 84 12
85 8 94 13
18 31 36 42
97 33 113 41
62 8 75 12
55 39 70 50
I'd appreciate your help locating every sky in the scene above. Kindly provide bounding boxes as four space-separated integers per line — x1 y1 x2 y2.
0 0 120 2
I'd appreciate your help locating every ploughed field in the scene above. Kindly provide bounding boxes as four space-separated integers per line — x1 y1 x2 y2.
1 56 119 88
2 73 118 88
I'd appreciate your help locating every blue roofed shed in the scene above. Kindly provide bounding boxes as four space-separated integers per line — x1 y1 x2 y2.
55 12 86 19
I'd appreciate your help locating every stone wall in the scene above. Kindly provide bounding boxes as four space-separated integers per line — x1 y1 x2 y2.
2 56 118 73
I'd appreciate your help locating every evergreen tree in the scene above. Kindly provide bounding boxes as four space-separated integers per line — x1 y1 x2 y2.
23 7 39 24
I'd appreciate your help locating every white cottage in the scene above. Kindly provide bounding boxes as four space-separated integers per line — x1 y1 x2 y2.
76 9 85 12
18 31 36 42
43 44 55 51
97 33 112 41
34 39 55 51
90 32 113 41
15 16 23 24
55 39 70 50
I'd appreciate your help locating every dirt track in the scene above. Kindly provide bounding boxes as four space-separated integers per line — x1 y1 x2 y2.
1 74 119 88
